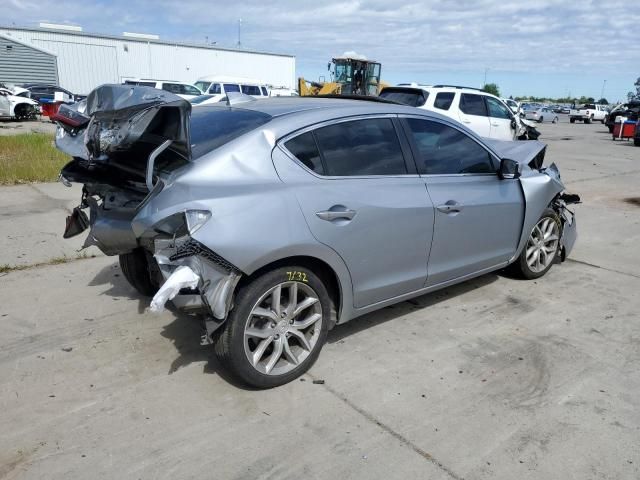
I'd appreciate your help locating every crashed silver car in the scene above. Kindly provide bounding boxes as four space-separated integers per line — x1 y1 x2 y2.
54 85 579 388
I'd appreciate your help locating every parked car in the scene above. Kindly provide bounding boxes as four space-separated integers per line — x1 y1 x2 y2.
20 84 85 103
379 85 540 140
0 87 39 120
525 107 559 123
123 79 203 100
569 104 607 124
194 76 269 103
53 85 579 388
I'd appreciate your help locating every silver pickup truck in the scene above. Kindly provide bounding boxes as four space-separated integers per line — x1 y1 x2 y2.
569 104 607 124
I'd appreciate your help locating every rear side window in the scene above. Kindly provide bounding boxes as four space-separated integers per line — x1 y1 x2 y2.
314 119 407 176
460 94 488 116
434 92 455 110
406 118 494 175
223 84 240 93
209 83 221 94
261 87 268 96
162 83 181 94
284 132 324 174
190 108 272 159
241 85 261 95
181 84 202 96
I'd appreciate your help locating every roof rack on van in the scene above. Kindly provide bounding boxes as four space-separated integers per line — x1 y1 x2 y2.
431 85 484 91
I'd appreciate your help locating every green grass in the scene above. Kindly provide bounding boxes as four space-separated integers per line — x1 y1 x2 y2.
0 252 96 274
0 133 70 184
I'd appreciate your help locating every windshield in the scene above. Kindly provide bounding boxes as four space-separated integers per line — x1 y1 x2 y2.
194 81 211 92
190 107 272 159
379 88 427 107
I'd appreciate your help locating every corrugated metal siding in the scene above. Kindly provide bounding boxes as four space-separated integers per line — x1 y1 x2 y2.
0 28 295 95
0 36 58 85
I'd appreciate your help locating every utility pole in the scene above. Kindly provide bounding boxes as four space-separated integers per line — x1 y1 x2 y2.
237 18 242 48
483 67 489 87
600 79 607 101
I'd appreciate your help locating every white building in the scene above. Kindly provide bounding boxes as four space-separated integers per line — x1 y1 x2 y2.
0 25 296 94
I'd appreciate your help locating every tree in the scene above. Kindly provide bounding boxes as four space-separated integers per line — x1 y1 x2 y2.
597 98 609 105
482 83 500 97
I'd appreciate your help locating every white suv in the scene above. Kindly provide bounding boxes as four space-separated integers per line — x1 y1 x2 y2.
122 80 203 100
380 85 538 141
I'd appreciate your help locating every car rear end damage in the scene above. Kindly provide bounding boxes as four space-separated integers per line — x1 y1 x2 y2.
54 84 251 340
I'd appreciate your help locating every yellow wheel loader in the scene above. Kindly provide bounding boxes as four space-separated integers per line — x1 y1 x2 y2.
298 55 384 97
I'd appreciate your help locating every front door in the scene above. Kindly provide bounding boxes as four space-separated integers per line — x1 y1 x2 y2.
402 117 524 285
277 117 434 308
486 96 516 140
0 92 10 117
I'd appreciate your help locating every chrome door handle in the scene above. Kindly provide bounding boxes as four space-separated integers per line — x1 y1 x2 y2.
316 208 357 221
436 202 463 214
491 122 500 126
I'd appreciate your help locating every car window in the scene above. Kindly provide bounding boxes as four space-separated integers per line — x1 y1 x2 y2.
379 88 428 107
162 83 182 94
433 92 455 110
209 83 221 94
485 97 511 119
181 84 202 96
241 85 262 95
194 81 210 93
460 94 488 116
223 84 240 93
261 86 268 96
190 108 272 159
406 118 495 175
313 118 407 176
284 132 324 174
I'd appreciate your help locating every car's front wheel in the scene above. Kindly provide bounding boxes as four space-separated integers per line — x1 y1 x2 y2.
512 209 561 280
215 266 330 388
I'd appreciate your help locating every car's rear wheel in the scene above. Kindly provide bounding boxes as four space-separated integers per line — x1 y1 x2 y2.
570 118 576 123
513 209 561 280
585 115 592 124
553 116 559 123
119 248 160 296
538 116 543 123
215 266 330 388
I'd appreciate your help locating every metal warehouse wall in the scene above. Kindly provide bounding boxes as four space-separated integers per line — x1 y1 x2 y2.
0 35 58 85
0 28 295 95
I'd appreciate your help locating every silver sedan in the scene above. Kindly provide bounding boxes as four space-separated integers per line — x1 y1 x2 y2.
525 107 559 123
54 85 579 388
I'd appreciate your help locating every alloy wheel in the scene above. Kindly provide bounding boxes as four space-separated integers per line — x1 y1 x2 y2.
243 281 323 375
525 217 560 273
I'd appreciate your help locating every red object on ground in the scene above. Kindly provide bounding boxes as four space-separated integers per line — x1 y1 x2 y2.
41 102 61 118
612 121 637 140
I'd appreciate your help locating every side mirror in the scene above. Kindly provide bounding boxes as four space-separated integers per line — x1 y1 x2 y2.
499 158 521 179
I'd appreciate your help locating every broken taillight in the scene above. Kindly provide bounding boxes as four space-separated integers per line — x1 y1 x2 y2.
52 103 90 128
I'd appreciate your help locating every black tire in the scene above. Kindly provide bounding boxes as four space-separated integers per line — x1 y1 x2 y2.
511 209 561 280
553 117 558 124
585 116 592 125
600 118 606 124
119 248 159 296
214 266 331 388
570 118 576 123
538 116 543 123
635 138 640 147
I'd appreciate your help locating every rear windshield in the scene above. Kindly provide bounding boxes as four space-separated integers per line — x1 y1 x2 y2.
190 107 272 159
379 88 428 107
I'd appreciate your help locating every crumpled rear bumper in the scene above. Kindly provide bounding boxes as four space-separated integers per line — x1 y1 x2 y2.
150 237 241 320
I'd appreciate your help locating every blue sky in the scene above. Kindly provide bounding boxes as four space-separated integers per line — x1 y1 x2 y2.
5 0 640 101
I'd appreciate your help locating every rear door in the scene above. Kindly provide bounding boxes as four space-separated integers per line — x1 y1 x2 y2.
457 93 491 138
402 117 524 285
485 96 515 140
0 91 10 116
279 116 434 308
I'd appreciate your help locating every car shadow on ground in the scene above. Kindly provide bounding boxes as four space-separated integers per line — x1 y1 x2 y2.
89 260 503 389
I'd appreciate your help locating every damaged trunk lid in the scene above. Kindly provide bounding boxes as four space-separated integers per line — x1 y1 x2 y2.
56 84 192 192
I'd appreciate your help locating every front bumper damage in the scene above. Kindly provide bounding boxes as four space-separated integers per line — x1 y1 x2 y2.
149 236 242 341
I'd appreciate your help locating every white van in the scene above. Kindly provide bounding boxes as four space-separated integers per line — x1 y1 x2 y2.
122 79 203 100
193 76 269 103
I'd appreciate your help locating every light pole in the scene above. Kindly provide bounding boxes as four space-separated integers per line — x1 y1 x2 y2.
237 18 242 48
600 79 607 102
483 67 490 87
